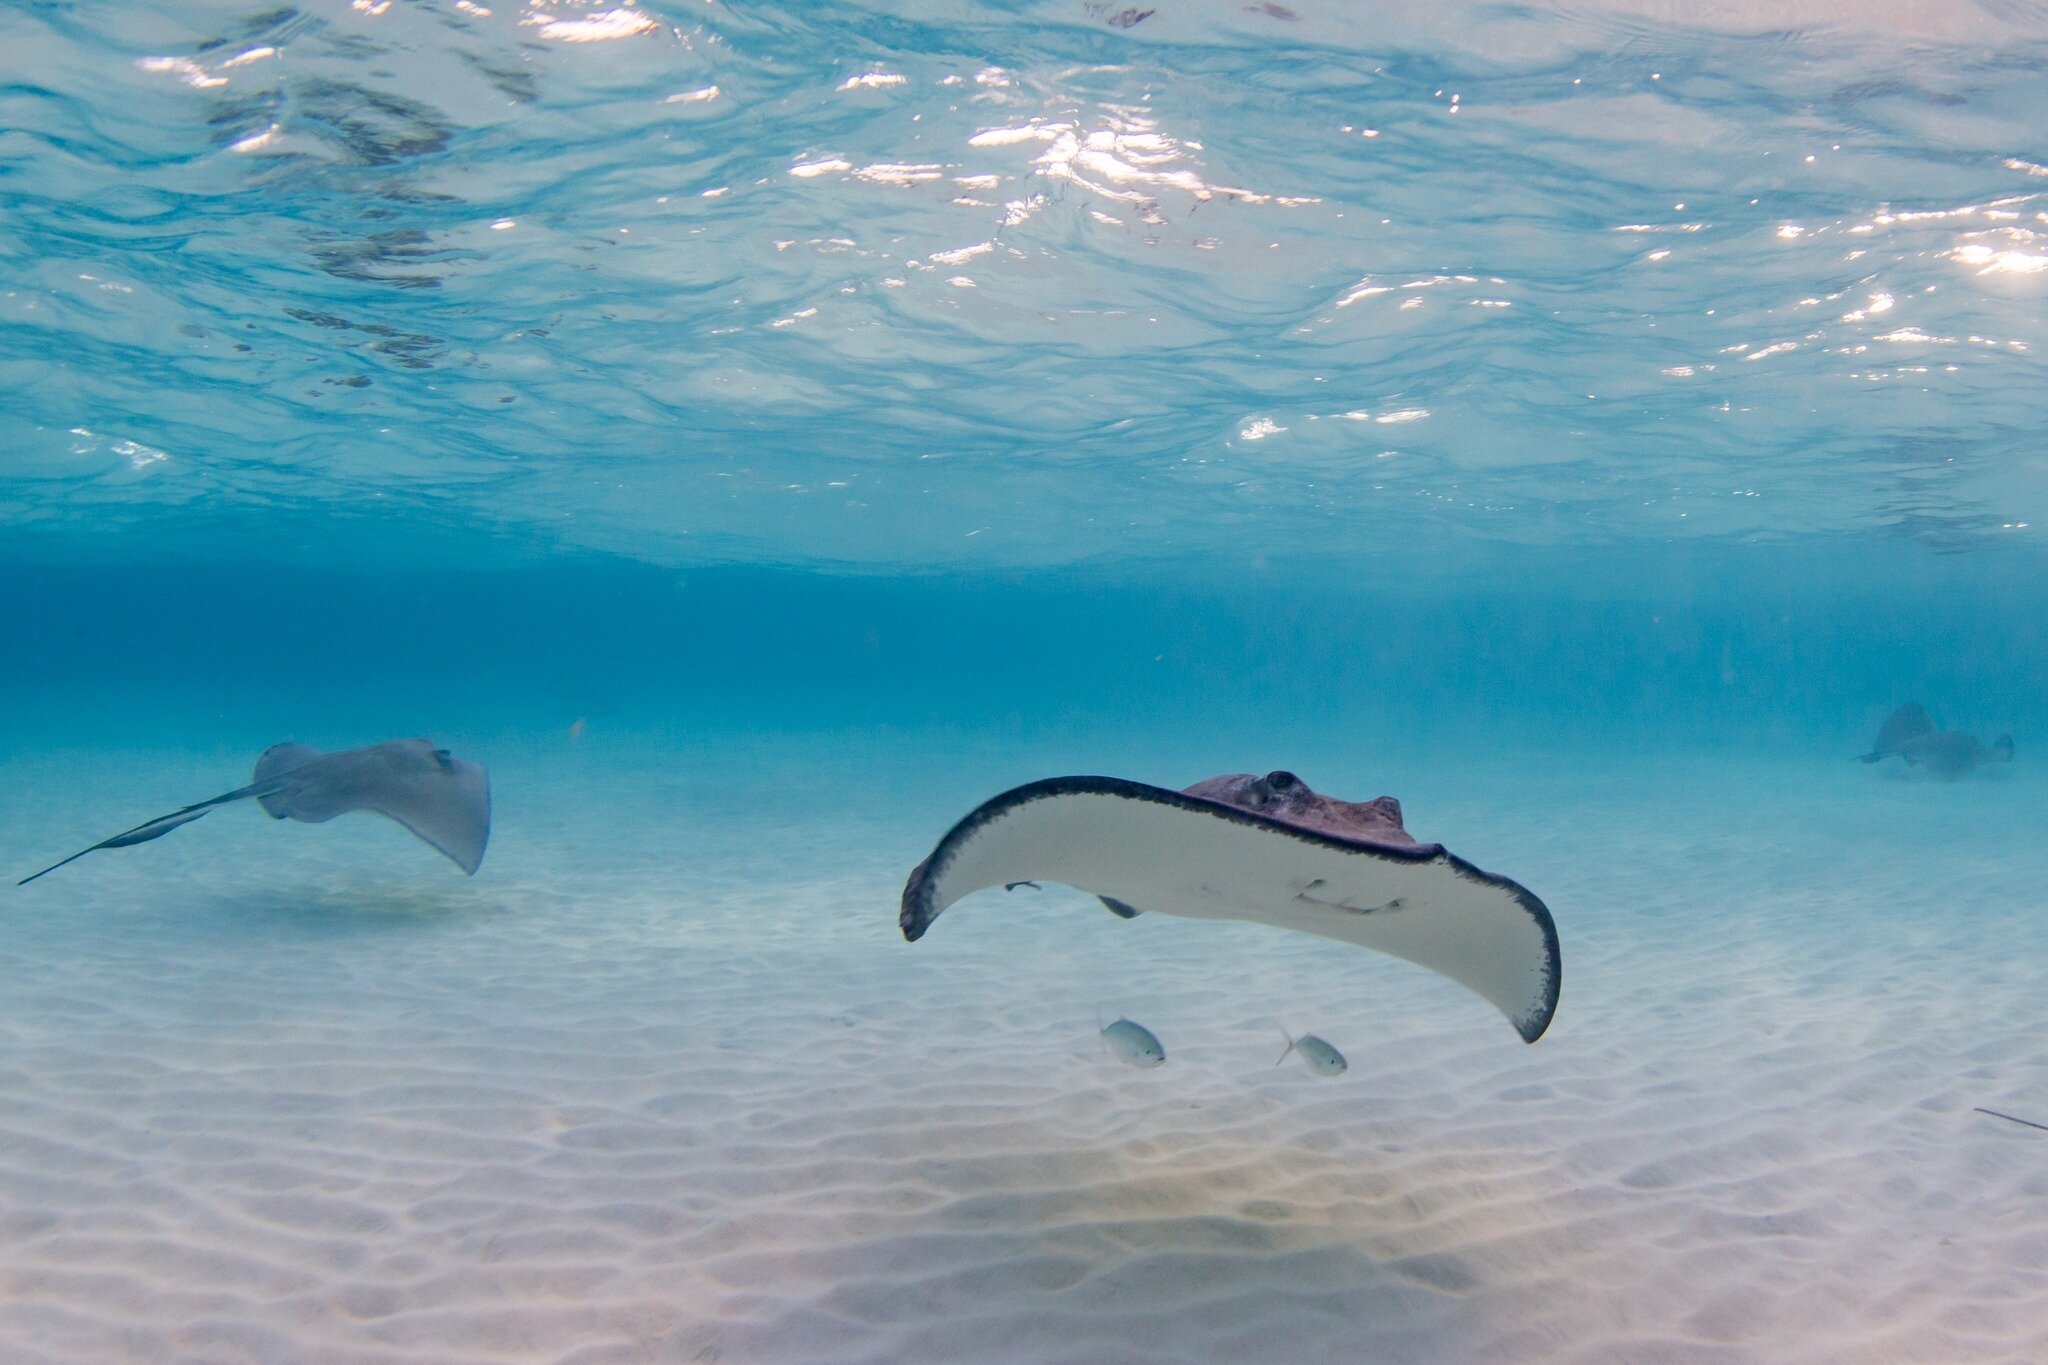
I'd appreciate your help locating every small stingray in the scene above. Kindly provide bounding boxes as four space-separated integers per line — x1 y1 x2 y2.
1862 703 2012 779
19 739 490 885
903 770 1561 1043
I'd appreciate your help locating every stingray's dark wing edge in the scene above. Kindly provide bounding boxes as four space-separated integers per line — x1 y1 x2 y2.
16 779 283 886
899 775 1563 1043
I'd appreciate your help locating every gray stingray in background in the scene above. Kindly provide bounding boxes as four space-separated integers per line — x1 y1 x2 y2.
1861 703 1936 763
903 770 1561 1043
18 740 490 885
1861 703 2013 779
1896 730 2014 779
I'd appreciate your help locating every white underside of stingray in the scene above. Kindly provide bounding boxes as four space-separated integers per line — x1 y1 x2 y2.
902 777 1561 1043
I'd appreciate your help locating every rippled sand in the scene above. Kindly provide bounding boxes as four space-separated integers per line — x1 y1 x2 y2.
1 729 2044 1362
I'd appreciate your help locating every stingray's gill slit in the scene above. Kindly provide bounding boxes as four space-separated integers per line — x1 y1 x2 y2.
1296 877 1406 915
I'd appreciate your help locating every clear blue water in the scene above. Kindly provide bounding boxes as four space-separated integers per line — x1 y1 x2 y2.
5 0 2045 733
5 2 2048 1359
6 0 2046 573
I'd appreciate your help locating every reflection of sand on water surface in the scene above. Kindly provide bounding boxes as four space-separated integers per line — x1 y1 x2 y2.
1 735 2047 1360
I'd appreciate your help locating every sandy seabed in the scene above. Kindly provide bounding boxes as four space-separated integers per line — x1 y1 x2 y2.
1 724 2045 1364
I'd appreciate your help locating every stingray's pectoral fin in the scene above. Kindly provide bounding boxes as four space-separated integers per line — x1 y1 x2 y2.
356 760 491 875
901 776 1562 1044
1098 896 1143 919
16 780 280 886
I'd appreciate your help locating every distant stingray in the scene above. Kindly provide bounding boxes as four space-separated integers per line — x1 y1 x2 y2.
19 740 490 885
1861 703 1935 764
901 771 1561 1043
1861 703 2012 779
1897 730 2014 780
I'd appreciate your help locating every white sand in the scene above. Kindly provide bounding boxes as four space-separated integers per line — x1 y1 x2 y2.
1 727 2045 1362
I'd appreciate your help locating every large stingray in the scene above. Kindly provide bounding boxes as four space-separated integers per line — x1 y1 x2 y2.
901 771 1561 1043
18 740 490 885
1861 703 2013 779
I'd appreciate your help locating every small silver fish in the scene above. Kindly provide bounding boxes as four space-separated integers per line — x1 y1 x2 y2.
1276 1028 1347 1076
1099 1016 1166 1068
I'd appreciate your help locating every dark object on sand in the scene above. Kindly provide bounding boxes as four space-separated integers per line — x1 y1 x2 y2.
19 740 491 885
1975 1107 2048 1133
1861 704 2013 779
901 770 1561 1043
1861 703 1936 763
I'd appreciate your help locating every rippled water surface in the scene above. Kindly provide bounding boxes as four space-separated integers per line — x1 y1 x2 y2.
6 0 2047 569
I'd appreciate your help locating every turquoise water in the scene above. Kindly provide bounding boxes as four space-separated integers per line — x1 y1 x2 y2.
5 2 2048 1360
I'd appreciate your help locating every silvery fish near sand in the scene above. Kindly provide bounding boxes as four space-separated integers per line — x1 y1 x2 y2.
1100 1017 1166 1068
18 739 491 885
902 770 1561 1043
1861 703 2013 779
1277 1029 1348 1076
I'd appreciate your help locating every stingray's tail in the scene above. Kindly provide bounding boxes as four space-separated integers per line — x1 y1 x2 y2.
1992 735 2015 763
18 844 114 887
17 779 282 886
1859 749 1882 764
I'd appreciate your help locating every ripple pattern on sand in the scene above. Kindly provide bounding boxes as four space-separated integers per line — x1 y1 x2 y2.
2 737 2046 1361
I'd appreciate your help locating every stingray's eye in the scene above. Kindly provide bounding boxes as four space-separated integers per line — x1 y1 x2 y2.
1265 770 1300 792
